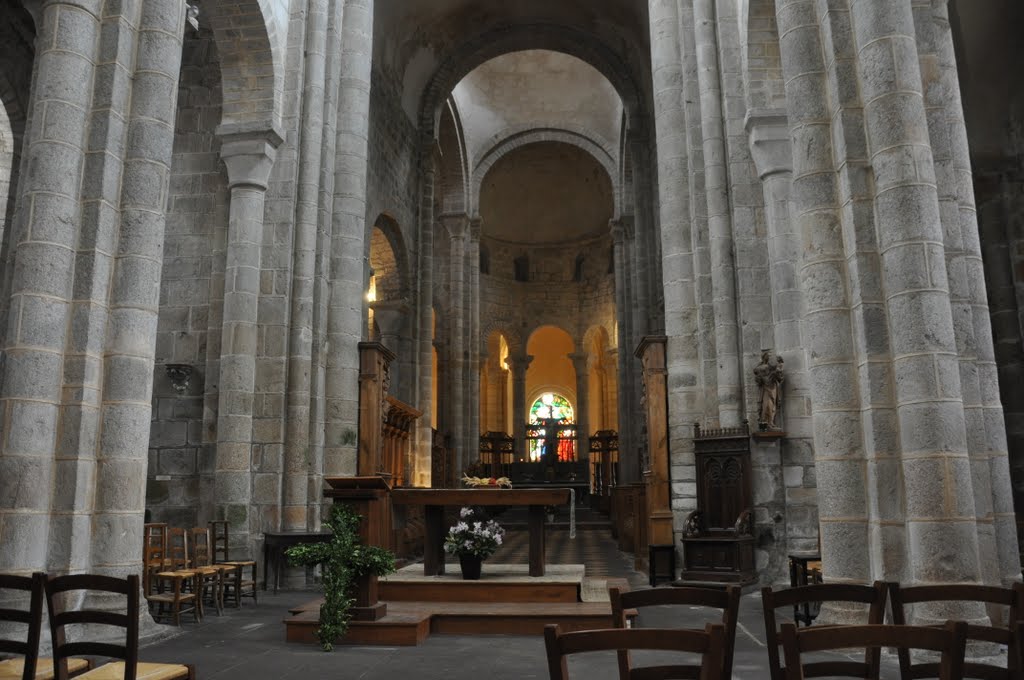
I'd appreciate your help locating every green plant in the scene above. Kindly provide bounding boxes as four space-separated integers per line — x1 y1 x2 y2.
286 504 396 651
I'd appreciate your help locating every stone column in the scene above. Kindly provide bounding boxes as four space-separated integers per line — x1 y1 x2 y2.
92 0 185 578
440 213 468 474
215 128 282 555
507 354 533 460
923 0 1021 585
569 352 590 463
0 0 101 574
414 157 435 487
468 218 481 470
693 0 742 427
283 0 331 533
775 0 868 588
746 110 817 564
648 0 701 495
851 0 983 589
326 0 374 479
610 220 634 480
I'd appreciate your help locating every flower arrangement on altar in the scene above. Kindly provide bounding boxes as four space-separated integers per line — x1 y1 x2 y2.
462 474 512 488
443 507 506 558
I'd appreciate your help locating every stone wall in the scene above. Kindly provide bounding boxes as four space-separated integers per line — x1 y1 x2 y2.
148 27 226 528
366 66 418 251
477 235 616 351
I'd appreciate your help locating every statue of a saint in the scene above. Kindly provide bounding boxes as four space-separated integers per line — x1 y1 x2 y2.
754 350 785 431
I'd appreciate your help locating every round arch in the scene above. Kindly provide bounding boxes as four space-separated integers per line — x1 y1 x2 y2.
418 23 647 146
367 212 412 302
206 0 283 131
472 126 620 220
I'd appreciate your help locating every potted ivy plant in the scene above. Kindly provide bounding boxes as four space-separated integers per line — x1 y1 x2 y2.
286 504 396 651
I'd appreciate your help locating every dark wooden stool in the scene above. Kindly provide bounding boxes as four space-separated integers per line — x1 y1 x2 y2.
648 544 676 586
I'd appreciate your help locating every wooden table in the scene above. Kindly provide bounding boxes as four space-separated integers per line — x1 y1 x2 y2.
391 488 571 577
263 531 332 593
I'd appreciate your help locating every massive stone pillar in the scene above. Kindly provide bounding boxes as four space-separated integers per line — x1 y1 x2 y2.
569 352 590 464
0 0 102 574
92 0 185 578
215 129 282 555
775 0 869 589
283 0 331 533
921 0 1020 586
693 0 742 427
850 0 984 589
325 0 374 479
507 354 533 460
648 0 701 504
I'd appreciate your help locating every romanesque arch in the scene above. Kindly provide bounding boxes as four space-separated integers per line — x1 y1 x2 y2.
205 0 283 131
472 126 620 220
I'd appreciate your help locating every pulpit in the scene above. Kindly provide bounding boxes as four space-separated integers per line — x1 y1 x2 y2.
323 476 392 621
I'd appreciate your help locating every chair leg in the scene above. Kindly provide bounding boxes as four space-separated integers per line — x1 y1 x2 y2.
252 563 258 604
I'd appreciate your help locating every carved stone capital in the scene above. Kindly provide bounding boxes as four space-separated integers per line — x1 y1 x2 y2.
438 212 470 241
745 108 792 180
217 124 284 190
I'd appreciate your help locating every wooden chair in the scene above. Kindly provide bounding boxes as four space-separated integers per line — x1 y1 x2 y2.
190 527 227 616
543 623 727 680
208 520 257 607
142 523 169 600
762 581 888 680
781 620 968 680
889 582 1024 679
44 573 195 680
609 585 740 679
0 572 90 680
148 529 201 625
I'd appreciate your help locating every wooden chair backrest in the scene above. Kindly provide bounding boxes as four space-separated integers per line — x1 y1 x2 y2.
889 582 1024 680
781 621 968 680
609 585 740 679
45 573 140 680
762 581 888 680
191 528 213 567
0 572 45 680
543 622 726 680
167 528 190 570
143 523 167 563
209 520 230 562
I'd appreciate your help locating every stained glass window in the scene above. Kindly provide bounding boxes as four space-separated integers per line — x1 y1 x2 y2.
528 393 575 462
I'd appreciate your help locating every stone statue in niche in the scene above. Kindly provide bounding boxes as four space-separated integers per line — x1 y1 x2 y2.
754 350 785 431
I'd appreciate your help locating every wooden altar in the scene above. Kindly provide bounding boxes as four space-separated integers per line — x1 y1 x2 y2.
391 488 571 577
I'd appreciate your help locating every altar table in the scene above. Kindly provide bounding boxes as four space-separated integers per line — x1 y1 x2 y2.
263 531 332 593
390 488 571 577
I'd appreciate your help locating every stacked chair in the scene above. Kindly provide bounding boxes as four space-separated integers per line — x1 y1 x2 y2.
0 572 195 680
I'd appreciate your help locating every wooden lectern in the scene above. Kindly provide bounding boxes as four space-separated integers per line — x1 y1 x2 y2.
324 476 392 621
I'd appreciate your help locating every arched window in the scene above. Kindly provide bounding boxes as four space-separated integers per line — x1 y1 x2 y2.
527 393 575 462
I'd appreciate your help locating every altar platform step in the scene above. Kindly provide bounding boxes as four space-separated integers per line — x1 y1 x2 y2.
283 598 622 645
282 565 630 646
378 563 586 603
